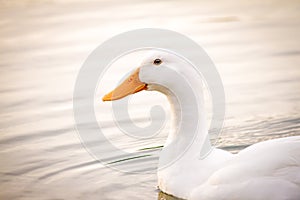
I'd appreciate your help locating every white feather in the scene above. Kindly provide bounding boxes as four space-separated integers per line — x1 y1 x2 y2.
137 50 300 200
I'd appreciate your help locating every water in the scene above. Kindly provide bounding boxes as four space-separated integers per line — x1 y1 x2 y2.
0 0 300 199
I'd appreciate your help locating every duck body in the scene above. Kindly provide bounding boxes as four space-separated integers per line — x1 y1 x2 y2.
103 50 300 200
158 130 300 200
190 136 300 200
158 147 232 199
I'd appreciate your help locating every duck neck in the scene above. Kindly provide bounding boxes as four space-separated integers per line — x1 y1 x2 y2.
158 77 212 168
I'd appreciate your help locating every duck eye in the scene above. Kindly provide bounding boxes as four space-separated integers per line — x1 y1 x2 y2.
153 58 162 65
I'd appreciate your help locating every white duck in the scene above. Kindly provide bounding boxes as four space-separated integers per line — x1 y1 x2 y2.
103 50 300 200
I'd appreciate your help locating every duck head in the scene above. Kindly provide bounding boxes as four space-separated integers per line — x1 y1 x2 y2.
102 51 193 101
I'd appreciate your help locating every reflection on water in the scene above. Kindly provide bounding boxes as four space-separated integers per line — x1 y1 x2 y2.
0 0 300 199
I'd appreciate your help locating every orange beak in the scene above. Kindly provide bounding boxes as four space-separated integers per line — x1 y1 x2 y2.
102 68 148 101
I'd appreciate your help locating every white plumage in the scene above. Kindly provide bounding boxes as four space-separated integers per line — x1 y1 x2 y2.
138 50 300 200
